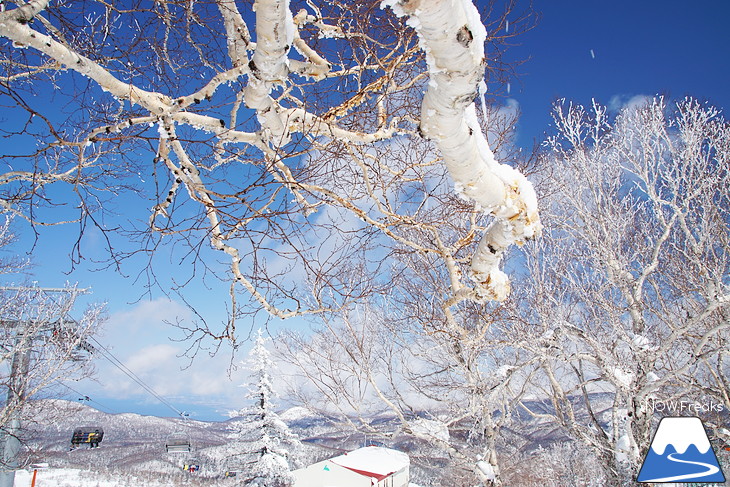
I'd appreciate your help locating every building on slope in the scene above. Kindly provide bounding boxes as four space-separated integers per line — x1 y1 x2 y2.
293 446 409 487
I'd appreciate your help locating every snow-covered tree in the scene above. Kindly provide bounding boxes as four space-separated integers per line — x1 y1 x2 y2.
280 284 534 486
232 329 299 486
2 1 541 481
518 96 729 485
0 218 105 479
275 61 538 485
0 0 539 343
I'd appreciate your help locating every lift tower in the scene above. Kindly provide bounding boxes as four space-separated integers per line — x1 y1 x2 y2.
0 286 93 487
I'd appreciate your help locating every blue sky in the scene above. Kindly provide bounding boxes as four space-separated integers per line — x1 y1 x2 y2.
2 0 729 422
508 0 730 145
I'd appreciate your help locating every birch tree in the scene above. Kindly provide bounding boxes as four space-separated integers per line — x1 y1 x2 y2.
0 0 539 342
280 300 536 486
518 96 730 485
278 100 538 484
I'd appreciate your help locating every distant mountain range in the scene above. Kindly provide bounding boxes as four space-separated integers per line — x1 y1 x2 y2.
16 399 426 483
13 397 728 486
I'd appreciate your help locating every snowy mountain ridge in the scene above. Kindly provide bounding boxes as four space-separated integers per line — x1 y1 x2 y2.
17 399 388 483
11 395 649 486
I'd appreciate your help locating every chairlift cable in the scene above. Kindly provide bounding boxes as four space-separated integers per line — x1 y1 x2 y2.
37 289 179 417
1 288 185 421
88 336 186 419
55 380 117 415
89 336 184 417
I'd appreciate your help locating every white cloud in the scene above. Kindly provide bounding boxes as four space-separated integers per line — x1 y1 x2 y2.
608 94 651 113
77 298 250 411
125 344 179 376
101 297 191 338
93 339 249 406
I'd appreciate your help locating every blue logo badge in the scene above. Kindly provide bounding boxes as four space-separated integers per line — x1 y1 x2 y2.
637 417 726 483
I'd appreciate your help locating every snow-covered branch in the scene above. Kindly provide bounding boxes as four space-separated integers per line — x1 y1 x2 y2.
382 0 541 301
244 0 297 144
0 0 540 352
0 3 172 113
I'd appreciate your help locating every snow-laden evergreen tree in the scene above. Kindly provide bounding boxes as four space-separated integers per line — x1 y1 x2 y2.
232 329 299 487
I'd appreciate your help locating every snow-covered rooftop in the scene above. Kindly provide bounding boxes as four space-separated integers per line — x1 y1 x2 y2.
331 446 409 480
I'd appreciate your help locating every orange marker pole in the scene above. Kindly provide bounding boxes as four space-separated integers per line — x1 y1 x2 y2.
30 469 38 487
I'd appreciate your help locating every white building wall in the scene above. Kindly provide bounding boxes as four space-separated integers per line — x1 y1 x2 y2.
388 466 409 487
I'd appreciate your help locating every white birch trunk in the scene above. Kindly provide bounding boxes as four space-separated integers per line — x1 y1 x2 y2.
382 0 541 301
244 0 296 144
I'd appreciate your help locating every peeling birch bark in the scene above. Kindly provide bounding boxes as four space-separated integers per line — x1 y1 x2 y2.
216 0 253 67
290 9 334 79
244 0 296 144
382 0 541 301
282 108 398 143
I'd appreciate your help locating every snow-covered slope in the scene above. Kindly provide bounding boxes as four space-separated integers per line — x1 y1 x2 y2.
15 467 173 487
10 396 630 486
14 399 344 485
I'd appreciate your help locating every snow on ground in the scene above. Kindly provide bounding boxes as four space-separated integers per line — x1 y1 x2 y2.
279 406 318 422
15 467 423 487
15 468 166 487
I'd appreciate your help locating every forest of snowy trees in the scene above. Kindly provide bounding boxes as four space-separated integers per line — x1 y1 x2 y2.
279 96 730 486
0 0 728 485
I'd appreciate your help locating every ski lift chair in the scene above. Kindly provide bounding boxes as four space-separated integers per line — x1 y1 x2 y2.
224 458 245 478
165 432 192 453
70 426 104 449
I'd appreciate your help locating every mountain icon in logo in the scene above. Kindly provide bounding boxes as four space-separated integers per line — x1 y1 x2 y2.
637 416 726 483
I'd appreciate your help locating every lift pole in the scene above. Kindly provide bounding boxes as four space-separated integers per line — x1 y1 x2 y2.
0 324 31 487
